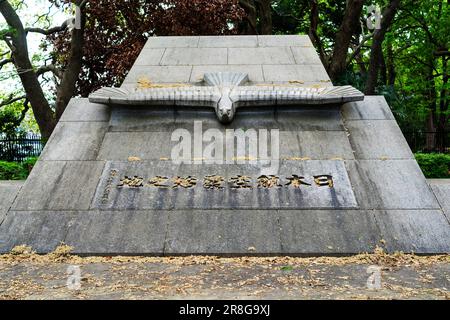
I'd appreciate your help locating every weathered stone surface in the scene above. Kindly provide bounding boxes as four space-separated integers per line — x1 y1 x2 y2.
64 211 168 254
97 132 172 160
0 181 23 224
123 66 192 84
161 48 227 66
374 210 450 253
12 161 105 211
98 130 353 161
2 209 448 255
40 122 108 161
143 36 199 48
345 160 440 210
263 65 331 83
342 96 395 120
257 35 312 47
228 47 295 65
92 160 358 210
107 105 344 132
191 65 264 83
275 107 344 131
165 210 281 255
0 210 168 254
198 35 258 48
291 47 323 65
123 35 330 87
429 180 450 209
132 48 165 66
59 98 111 122
429 179 450 221
279 131 354 160
0 211 72 253
279 210 382 254
346 120 414 160
280 209 450 254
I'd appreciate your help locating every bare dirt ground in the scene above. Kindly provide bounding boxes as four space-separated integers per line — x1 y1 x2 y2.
0 245 449 300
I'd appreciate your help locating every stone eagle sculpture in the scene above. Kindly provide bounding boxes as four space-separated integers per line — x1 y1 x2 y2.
89 72 364 123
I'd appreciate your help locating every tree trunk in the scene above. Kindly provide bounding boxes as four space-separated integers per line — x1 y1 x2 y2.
55 4 86 120
239 0 258 34
328 0 365 81
379 50 387 85
425 114 437 152
386 41 396 86
0 1 56 139
257 0 273 35
308 0 326 65
425 65 438 151
437 54 449 151
365 0 401 95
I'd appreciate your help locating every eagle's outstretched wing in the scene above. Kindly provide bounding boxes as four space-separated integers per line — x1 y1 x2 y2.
231 85 364 107
89 87 221 108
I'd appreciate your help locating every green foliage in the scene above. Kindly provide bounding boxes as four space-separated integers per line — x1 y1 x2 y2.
415 153 450 179
0 95 38 135
0 157 37 180
333 69 367 92
0 105 25 137
0 161 27 180
22 156 38 172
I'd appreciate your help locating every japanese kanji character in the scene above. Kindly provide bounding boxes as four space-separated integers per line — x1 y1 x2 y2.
148 176 171 188
285 175 311 188
229 175 253 189
314 175 334 188
172 176 198 189
203 175 225 190
118 176 144 188
257 175 282 188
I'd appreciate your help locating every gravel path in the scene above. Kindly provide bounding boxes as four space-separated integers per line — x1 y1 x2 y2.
1 246 449 300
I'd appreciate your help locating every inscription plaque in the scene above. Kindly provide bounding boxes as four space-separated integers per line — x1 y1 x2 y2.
92 160 358 210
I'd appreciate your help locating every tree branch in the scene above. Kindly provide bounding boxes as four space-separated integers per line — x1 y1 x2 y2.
434 50 450 57
17 97 30 123
36 64 62 78
0 58 12 70
347 33 374 66
25 21 68 35
0 94 26 108
0 50 11 57
79 0 89 8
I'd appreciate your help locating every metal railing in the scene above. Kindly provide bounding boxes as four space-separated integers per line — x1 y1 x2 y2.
0 134 44 162
403 131 449 154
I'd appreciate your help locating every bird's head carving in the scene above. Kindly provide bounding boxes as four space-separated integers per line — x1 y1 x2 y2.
216 87 235 124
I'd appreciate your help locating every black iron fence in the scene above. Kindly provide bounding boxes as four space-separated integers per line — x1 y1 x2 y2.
403 131 450 154
0 134 44 162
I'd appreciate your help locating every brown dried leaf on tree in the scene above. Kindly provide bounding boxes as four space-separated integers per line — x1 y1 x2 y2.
48 0 245 98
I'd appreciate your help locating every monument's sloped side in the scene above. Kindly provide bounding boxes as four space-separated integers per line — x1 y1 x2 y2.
429 180 450 222
0 35 449 255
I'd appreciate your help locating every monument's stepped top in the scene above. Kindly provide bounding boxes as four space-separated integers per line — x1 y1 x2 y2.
0 36 449 255
123 35 330 86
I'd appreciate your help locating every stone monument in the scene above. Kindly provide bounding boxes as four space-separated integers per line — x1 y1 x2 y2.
0 35 449 255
